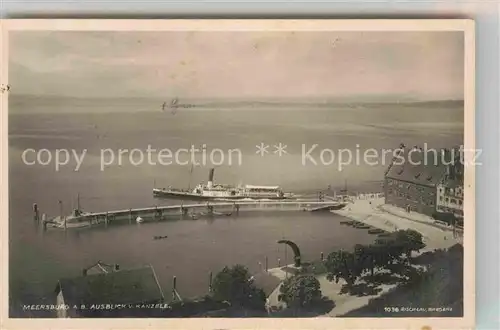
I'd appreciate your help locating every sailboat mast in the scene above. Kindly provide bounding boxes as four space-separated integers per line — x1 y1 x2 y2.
77 193 80 210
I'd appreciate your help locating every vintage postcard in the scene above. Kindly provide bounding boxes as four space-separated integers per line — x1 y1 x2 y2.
1 19 475 329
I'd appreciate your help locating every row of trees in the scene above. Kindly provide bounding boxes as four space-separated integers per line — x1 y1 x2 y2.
275 229 426 312
205 229 426 314
342 243 464 317
325 229 426 287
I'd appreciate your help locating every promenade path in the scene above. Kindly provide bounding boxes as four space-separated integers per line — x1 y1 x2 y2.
333 198 463 251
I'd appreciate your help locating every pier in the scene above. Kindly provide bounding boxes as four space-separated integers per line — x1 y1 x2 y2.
40 200 346 230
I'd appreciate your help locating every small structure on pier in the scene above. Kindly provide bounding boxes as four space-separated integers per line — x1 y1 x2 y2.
54 264 165 318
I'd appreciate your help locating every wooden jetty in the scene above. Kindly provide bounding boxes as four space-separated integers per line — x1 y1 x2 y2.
40 200 347 230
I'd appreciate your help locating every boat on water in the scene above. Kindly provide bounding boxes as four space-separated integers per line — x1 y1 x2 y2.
153 167 296 201
368 228 385 234
48 209 93 229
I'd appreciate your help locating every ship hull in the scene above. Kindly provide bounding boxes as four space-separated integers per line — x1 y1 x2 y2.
152 188 294 201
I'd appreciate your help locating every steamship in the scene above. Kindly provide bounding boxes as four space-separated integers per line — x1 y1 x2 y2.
153 168 295 201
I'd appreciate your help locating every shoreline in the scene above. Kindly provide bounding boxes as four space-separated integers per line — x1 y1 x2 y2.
332 197 462 251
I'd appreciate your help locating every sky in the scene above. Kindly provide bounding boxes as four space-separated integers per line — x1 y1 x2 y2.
9 31 464 101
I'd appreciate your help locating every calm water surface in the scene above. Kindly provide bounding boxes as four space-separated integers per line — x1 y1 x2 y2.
8 101 463 316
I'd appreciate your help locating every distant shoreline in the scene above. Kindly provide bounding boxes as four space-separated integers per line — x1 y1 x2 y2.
8 95 464 115
9 94 464 105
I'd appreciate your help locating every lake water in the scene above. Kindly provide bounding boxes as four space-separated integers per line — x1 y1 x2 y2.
8 99 463 316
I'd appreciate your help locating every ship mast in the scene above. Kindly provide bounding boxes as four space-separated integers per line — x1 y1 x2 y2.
340 179 347 195
187 162 194 191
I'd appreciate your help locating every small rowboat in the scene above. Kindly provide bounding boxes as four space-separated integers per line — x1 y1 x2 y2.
368 228 385 234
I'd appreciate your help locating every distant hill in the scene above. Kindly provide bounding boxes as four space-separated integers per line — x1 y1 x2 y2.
8 94 464 114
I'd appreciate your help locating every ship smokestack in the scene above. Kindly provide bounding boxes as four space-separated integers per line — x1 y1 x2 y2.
207 168 215 189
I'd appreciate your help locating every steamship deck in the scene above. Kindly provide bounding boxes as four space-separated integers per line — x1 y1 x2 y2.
154 167 295 201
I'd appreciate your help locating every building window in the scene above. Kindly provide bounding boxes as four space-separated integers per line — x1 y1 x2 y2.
445 198 449 203
439 196 443 201
459 200 463 206
451 199 456 204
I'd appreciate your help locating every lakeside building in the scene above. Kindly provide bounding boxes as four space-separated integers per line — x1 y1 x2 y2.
436 162 464 218
384 145 464 218
54 264 165 318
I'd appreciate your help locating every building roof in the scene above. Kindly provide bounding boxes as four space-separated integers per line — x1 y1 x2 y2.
55 265 164 306
84 261 119 276
385 148 457 187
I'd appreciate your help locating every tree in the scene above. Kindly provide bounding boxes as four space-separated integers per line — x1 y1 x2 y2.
353 244 372 276
325 250 362 286
356 244 384 277
375 236 405 265
211 265 266 311
393 229 426 263
278 274 322 309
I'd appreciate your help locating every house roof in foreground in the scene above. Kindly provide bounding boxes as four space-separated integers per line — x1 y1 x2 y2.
55 265 165 306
